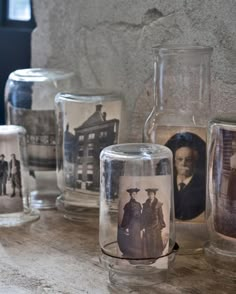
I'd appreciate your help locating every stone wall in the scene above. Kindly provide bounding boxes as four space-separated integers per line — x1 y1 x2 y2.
32 0 236 142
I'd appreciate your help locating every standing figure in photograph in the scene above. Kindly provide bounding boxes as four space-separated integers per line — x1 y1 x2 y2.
0 154 8 195
227 144 236 203
142 188 166 258
9 154 22 197
118 188 142 258
173 145 205 220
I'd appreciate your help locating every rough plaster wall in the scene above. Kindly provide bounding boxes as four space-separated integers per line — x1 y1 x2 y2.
31 0 236 141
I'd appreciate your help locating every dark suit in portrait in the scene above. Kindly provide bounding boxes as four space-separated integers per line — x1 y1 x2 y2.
142 189 166 258
174 172 205 220
9 154 22 197
0 154 8 195
118 188 142 258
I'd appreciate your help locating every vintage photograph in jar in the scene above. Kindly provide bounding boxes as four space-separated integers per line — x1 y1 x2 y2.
8 105 56 171
0 137 24 214
61 100 122 201
165 131 206 221
213 129 236 239
117 175 170 260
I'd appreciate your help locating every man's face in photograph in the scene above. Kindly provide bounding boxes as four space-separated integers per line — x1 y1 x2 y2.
175 147 195 178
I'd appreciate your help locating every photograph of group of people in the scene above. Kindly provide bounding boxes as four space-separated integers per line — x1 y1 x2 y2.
0 153 22 199
117 176 170 260
213 129 236 238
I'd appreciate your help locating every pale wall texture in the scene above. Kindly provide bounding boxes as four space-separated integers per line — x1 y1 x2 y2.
31 0 236 141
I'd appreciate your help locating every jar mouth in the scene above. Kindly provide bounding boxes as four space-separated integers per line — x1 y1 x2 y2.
152 44 213 55
56 90 122 103
101 143 172 160
9 68 74 82
0 125 26 135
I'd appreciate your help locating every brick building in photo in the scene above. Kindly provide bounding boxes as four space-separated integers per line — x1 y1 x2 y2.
64 104 119 192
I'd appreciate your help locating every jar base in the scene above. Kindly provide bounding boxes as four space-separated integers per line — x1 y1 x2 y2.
204 241 236 279
176 222 207 254
56 194 99 222
99 250 176 289
30 190 59 210
0 208 40 227
108 267 168 290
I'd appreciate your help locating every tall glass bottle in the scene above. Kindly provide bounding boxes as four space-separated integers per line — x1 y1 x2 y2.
144 45 213 252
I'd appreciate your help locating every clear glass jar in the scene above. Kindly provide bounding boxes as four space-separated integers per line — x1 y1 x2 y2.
55 90 126 221
144 45 213 253
205 115 236 276
0 125 40 226
99 143 178 289
5 68 75 209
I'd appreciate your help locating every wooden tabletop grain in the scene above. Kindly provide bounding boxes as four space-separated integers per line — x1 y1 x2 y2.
0 210 235 294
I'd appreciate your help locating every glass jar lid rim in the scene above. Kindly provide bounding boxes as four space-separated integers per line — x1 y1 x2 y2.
153 45 213 54
0 125 26 135
101 143 172 159
56 90 122 102
9 68 74 82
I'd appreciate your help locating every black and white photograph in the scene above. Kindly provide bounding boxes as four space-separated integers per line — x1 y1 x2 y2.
8 103 56 170
61 100 122 201
117 176 170 261
165 132 206 221
0 137 23 214
214 129 236 239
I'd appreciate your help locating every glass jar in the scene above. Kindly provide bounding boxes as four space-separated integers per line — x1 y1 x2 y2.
205 115 236 276
99 143 178 289
5 68 75 209
144 45 213 252
55 90 126 221
0 125 40 226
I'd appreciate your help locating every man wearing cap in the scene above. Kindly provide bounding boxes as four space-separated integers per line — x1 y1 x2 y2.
142 188 166 258
0 154 8 196
119 188 142 257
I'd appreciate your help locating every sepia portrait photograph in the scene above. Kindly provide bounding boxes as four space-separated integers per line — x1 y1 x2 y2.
117 175 171 261
165 131 206 221
0 137 24 214
213 129 236 239
8 104 56 171
61 100 122 202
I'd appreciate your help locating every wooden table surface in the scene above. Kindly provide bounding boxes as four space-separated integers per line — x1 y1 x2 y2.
0 210 235 294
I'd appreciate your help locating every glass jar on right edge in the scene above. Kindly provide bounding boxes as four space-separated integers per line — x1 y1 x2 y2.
144 45 213 253
205 116 236 277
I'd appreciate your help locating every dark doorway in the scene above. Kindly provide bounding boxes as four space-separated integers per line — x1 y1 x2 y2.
0 0 36 124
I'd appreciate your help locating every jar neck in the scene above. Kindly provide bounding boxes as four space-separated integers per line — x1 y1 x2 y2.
153 46 212 114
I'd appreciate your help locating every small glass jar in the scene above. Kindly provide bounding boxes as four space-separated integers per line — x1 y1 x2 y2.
55 90 126 220
99 143 178 289
5 68 75 209
144 45 213 252
0 125 40 226
205 115 236 275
